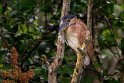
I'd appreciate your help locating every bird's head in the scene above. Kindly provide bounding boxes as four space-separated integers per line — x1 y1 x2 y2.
59 14 76 31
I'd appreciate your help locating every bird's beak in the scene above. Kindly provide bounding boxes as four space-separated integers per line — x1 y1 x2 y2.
59 21 69 31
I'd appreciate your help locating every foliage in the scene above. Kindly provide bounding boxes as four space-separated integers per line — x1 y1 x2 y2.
0 0 124 83
0 47 34 83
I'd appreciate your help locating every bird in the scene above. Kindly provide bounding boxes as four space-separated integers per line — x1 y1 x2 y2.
59 14 94 66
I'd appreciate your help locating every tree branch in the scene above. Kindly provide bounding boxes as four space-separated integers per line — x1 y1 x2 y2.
70 53 85 83
48 0 70 83
87 0 93 39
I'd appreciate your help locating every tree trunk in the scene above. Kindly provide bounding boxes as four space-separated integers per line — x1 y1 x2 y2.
48 0 71 83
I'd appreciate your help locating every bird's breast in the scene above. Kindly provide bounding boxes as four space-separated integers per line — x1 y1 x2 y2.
65 31 80 52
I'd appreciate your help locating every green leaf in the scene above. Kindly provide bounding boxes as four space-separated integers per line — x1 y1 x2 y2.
18 23 27 34
17 0 35 11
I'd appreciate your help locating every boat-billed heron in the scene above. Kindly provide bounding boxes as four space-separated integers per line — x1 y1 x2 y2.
59 14 94 66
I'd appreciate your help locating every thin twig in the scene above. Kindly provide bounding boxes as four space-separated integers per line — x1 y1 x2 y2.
87 0 93 39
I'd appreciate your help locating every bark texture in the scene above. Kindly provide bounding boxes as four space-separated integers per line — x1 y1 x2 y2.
87 0 93 38
48 0 70 83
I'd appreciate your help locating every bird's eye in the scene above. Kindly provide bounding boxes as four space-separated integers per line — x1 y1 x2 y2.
66 19 70 21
